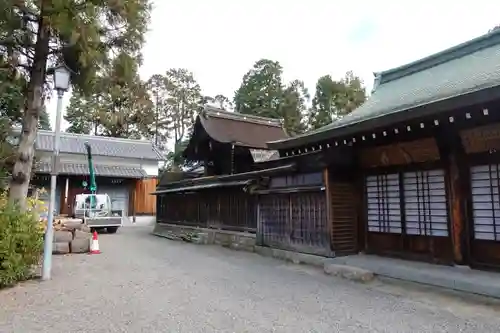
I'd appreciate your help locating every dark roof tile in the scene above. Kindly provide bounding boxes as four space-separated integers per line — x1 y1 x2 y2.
197 107 288 149
268 30 500 149
35 131 162 160
36 161 147 178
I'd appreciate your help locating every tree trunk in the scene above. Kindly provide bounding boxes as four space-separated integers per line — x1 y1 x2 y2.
9 11 50 208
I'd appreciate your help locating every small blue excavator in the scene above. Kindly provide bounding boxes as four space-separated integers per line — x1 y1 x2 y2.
71 142 122 233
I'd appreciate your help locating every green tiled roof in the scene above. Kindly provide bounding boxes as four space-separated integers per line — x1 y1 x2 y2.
268 29 500 149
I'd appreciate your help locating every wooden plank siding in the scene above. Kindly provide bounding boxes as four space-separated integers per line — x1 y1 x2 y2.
134 178 157 215
258 172 332 256
157 188 257 233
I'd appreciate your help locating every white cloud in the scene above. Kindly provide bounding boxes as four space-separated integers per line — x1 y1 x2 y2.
47 0 500 142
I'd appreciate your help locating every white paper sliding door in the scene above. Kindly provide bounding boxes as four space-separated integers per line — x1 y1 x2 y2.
366 174 402 233
403 169 449 237
470 164 500 241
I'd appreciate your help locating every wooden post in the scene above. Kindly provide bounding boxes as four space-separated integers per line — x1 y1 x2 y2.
448 153 466 264
435 128 468 265
323 168 333 251
256 197 263 246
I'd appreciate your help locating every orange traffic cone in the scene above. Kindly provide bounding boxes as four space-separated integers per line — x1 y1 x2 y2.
89 231 101 254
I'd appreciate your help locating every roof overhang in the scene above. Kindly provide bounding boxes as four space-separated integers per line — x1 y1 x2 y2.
36 162 147 179
151 179 250 195
153 163 296 194
268 84 500 150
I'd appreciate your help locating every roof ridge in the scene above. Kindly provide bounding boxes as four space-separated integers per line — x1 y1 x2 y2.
37 130 155 145
377 29 500 85
203 106 283 128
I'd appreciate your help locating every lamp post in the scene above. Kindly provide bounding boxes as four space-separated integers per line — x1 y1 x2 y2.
41 63 71 281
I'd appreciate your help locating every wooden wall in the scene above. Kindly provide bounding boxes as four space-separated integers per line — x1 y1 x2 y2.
134 178 157 215
461 123 500 154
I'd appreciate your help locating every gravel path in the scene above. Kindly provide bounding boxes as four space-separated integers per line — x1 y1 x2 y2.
1 226 499 333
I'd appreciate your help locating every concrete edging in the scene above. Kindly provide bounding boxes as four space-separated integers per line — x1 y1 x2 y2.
254 246 374 283
152 223 256 252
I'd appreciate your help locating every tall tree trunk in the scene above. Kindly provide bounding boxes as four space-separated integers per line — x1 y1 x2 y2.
9 10 50 208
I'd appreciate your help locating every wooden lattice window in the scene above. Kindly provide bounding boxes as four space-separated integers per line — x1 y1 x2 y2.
366 173 402 233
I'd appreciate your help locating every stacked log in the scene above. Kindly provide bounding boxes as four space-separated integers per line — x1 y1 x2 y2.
51 217 92 255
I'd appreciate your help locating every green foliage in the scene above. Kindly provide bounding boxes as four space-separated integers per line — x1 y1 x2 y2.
164 140 190 171
0 118 14 179
0 56 50 130
4 0 152 204
233 59 310 135
0 193 44 288
65 53 154 139
234 59 284 118
307 71 367 130
212 94 233 111
279 80 309 136
146 69 203 167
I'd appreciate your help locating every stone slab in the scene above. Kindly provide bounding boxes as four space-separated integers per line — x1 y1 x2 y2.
53 242 70 255
73 229 92 240
254 246 328 267
70 238 90 253
58 219 84 230
53 230 73 243
152 223 256 251
323 263 374 282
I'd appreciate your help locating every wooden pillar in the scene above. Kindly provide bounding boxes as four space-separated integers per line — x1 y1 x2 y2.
323 168 333 251
436 128 468 265
448 152 467 264
256 196 263 246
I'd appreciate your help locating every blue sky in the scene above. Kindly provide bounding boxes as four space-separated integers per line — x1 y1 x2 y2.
48 1 500 133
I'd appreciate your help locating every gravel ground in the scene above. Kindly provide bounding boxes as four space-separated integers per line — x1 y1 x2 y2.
1 226 499 333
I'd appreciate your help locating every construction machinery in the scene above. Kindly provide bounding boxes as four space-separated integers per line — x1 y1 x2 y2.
72 142 122 233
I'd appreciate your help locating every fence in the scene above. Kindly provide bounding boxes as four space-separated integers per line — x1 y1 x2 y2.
157 188 257 233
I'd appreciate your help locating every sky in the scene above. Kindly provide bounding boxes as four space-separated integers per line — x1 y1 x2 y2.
47 1 500 137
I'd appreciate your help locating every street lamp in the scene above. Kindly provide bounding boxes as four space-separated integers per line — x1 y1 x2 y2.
41 63 71 281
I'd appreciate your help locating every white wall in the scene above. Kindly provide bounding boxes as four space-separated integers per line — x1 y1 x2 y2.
37 152 159 177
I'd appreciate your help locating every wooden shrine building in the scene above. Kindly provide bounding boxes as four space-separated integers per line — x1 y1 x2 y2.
156 29 500 271
154 107 290 232
267 29 500 269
